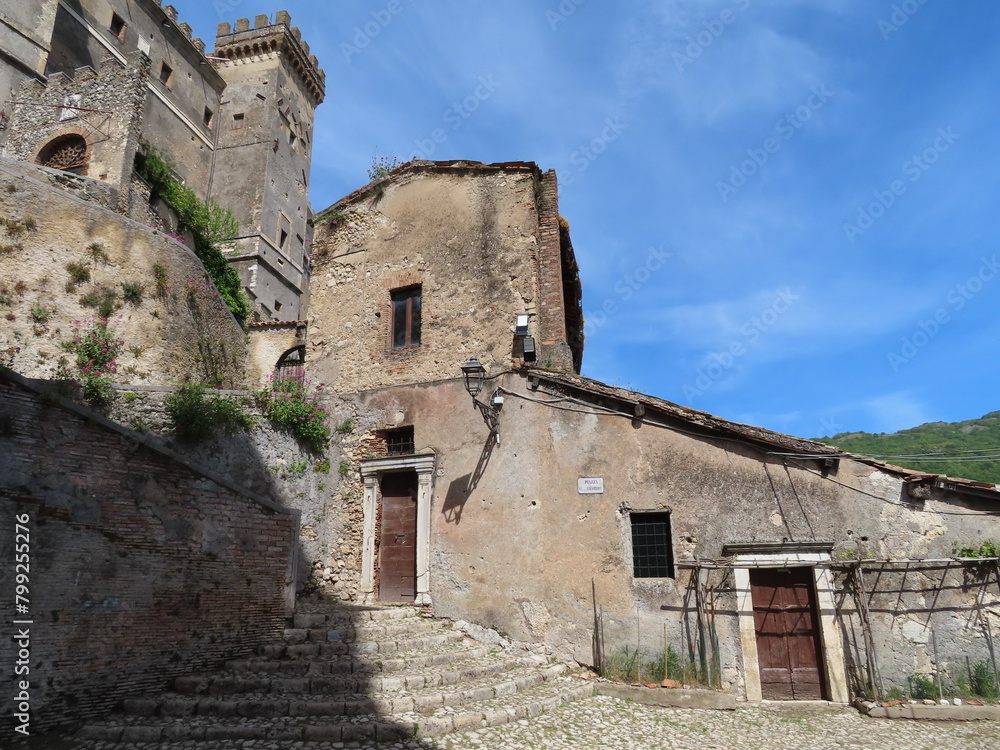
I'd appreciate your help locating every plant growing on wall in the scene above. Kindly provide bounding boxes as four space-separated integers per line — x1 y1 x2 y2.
134 146 249 325
367 152 401 181
165 380 256 442
255 375 331 452
69 318 124 404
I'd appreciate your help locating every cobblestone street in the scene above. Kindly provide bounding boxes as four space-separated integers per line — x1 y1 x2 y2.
24 696 994 750
385 698 996 750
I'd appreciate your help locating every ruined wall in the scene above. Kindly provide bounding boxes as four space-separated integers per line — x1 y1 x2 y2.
247 320 306 387
355 373 1000 696
0 368 298 734
0 159 248 387
1 52 149 208
309 162 575 393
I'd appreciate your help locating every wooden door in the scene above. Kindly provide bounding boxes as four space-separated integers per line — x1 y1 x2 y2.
378 472 417 602
750 567 826 700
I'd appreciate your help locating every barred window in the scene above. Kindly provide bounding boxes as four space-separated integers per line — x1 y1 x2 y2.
386 426 415 456
630 512 674 578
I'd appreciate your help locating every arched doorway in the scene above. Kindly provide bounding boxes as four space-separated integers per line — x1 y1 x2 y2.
36 133 89 175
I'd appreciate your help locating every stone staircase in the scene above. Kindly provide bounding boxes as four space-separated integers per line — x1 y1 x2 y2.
73 603 595 744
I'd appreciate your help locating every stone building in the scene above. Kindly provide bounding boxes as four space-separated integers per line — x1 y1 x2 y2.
0 0 324 320
305 161 1000 704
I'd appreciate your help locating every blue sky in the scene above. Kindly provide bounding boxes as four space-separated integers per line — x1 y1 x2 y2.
186 0 1000 439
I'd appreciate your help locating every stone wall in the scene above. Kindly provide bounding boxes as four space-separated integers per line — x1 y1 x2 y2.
103 380 382 601
2 52 149 210
308 161 582 393
0 367 298 734
0 159 248 387
0 0 57 149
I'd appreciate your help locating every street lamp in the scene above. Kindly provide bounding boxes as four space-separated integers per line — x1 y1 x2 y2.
460 356 486 399
460 356 500 443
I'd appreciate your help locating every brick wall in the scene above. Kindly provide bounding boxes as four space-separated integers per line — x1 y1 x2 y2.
534 169 575 372
0 368 299 734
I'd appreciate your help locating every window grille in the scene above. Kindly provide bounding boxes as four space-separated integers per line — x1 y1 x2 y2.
630 512 674 578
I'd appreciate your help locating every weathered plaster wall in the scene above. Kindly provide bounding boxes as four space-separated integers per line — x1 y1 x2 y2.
355 373 1000 696
309 163 566 393
0 368 297 734
0 160 248 387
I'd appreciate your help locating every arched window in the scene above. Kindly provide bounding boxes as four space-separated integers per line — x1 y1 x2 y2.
274 345 305 383
36 134 89 174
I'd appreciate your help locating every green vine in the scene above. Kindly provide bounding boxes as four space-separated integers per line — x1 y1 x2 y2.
134 146 249 326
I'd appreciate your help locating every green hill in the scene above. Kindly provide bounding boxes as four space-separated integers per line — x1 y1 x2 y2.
815 412 1000 485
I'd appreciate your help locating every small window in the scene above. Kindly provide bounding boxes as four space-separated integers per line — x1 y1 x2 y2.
203 108 214 128
159 63 172 86
390 286 421 349
386 426 415 456
278 213 290 249
630 512 674 578
232 112 245 129
274 299 282 312
110 13 126 41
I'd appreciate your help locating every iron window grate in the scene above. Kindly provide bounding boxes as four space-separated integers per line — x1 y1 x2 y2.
631 512 674 578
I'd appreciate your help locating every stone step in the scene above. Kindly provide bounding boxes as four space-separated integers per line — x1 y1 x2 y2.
282 616 448 644
290 604 427 628
129 661 560 719
76 674 595 743
172 653 548 697
225 642 492 675
257 627 467 658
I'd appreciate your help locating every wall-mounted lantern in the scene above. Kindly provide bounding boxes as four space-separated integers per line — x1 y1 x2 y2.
460 356 500 443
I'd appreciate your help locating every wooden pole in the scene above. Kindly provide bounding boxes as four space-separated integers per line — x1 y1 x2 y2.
931 628 944 700
854 562 885 698
663 622 668 681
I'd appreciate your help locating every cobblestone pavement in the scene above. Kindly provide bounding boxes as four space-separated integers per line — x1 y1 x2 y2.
18 696 995 750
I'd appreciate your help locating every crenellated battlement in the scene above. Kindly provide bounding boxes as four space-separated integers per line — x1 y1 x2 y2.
214 11 325 105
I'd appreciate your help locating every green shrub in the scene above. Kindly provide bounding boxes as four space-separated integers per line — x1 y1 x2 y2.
66 262 91 284
909 674 941 701
87 242 109 264
971 660 999 701
256 377 331 452
79 285 120 318
29 305 53 324
339 460 352 479
335 418 354 433
165 381 255 442
314 458 330 474
121 281 144 305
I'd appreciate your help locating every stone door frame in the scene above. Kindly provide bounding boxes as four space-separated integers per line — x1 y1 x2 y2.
725 543 850 703
359 453 436 605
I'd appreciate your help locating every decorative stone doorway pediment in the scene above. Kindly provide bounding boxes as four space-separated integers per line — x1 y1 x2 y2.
359 453 436 605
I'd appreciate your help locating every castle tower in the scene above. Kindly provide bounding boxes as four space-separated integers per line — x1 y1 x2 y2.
212 11 325 321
